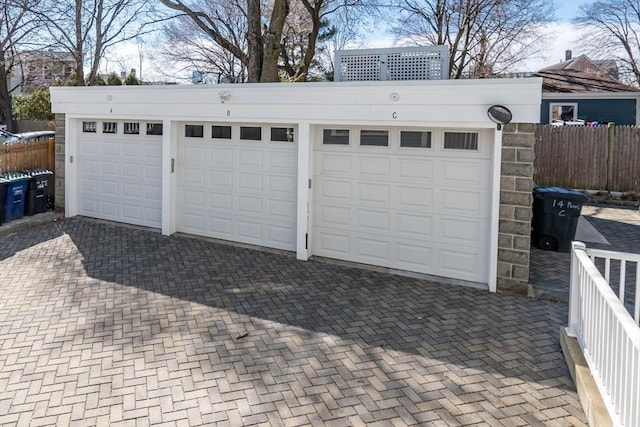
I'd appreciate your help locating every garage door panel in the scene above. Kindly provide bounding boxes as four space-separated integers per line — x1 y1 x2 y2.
182 188 205 207
209 192 233 210
438 247 485 281
101 142 119 156
101 181 119 196
320 179 351 201
358 157 391 177
315 230 350 255
267 225 296 248
439 189 483 215
183 145 207 164
238 149 264 168
269 151 297 170
208 217 232 235
238 195 263 215
439 217 480 245
319 154 350 176
238 173 263 192
397 213 432 238
211 147 233 166
237 220 263 241
182 213 205 231
269 199 296 220
398 158 434 180
121 205 141 222
268 175 296 195
356 209 390 232
317 205 350 227
356 237 389 261
145 184 162 203
145 164 162 180
145 207 162 225
357 183 390 204
440 161 489 187
144 143 162 159
101 161 119 177
121 183 141 198
100 200 119 217
210 170 233 187
397 186 434 210
122 143 142 158
121 163 141 178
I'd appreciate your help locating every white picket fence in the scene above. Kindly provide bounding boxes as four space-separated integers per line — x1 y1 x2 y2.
568 242 640 426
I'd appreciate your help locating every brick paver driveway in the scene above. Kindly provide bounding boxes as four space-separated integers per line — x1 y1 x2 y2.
1 218 586 426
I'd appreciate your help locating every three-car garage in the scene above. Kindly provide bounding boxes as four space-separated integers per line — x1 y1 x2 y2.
52 80 542 291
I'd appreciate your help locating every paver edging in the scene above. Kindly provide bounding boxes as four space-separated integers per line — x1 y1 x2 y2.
559 326 612 427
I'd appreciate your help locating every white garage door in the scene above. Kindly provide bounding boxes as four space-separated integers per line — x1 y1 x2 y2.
77 120 163 228
177 123 297 251
313 127 493 284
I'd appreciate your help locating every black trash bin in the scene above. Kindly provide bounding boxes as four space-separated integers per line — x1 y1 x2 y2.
23 169 53 216
532 186 588 252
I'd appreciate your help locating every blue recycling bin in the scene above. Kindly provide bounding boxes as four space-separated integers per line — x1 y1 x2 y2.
1 173 29 223
0 178 7 225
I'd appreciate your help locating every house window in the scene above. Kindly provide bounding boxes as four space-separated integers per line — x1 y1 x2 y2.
360 130 389 147
103 122 118 134
240 126 262 141
550 103 578 123
82 121 97 133
271 127 294 142
185 124 204 138
401 131 432 148
212 125 232 139
124 122 140 134
146 123 163 135
444 132 478 150
323 129 349 145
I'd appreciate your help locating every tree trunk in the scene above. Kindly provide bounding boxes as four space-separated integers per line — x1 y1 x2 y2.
0 51 15 131
74 0 85 85
296 7 320 81
246 0 263 82
260 0 289 82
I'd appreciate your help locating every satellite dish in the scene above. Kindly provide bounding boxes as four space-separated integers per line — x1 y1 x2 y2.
487 105 512 129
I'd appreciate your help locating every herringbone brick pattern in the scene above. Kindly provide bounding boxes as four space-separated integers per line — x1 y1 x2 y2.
0 218 586 426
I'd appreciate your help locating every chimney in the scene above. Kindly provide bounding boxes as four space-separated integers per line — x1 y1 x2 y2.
565 50 572 61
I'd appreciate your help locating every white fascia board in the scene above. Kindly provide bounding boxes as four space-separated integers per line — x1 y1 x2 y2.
542 91 640 100
51 78 542 126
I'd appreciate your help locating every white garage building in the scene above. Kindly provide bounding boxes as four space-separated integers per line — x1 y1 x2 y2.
51 79 542 292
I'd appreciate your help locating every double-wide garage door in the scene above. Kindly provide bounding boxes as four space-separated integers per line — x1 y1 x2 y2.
312 127 492 283
77 120 163 228
177 123 298 251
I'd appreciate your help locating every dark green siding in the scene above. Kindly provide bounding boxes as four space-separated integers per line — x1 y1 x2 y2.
540 98 637 125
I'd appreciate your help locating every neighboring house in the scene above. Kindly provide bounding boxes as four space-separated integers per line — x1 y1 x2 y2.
535 52 640 125
8 51 75 96
51 78 541 294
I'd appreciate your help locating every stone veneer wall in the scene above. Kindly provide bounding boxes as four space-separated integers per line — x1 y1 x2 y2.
54 113 65 211
497 123 535 294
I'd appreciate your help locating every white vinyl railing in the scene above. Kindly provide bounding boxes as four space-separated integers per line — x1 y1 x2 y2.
568 242 640 427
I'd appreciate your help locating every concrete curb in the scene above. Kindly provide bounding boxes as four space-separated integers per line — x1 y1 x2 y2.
0 211 64 239
560 327 613 427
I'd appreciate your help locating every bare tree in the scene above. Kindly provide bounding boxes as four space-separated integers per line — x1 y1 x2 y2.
385 0 552 78
0 0 41 129
159 0 290 82
32 0 155 86
576 0 640 86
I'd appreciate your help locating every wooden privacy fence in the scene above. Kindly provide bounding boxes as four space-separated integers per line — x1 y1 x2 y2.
0 137 55 174
534 125 640 192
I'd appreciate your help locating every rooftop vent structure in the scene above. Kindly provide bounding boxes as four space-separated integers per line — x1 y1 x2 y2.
334 46 449 82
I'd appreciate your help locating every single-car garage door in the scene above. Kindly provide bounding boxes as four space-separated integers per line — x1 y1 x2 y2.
177 123 297 251
313 127 493 283
77 120 163 228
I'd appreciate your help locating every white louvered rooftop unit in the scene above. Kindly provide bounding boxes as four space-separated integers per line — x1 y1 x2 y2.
334 46 449 82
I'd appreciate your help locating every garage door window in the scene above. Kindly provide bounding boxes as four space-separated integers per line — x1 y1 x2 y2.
240 126 262 141
444 132 478 150
212 125 232 139
185 124 204 138
82 121 97 133
360 130 389 147
323 129 349 145
400 131 431 148
271 127 294 142
146 123 163 135
124 122 140 135
103 122 117 134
